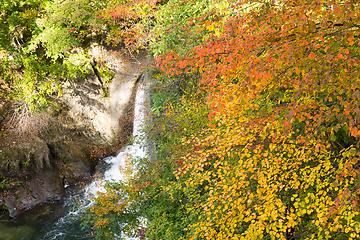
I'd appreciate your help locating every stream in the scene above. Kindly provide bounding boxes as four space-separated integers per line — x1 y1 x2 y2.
0 77 150 240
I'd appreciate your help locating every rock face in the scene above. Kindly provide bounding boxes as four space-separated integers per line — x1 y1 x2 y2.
89 43 149 135
0 45 149 217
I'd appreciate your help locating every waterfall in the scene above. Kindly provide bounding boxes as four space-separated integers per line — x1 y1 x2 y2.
38 75 150 240
100 76 150 186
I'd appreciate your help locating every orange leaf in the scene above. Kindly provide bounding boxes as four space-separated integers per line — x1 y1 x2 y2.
309 52 315 60
348 38 354 46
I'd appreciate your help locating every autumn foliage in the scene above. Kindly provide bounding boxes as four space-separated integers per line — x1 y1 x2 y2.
97 0 159 50
153 0 360 239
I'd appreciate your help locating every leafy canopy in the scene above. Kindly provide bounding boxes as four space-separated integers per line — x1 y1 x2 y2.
154 0 360 239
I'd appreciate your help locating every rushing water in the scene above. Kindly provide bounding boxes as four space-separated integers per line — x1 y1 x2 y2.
0 78 150 240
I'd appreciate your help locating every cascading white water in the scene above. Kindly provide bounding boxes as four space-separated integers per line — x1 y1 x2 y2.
40 76 150 240
100 77 150 186
89 76 150 194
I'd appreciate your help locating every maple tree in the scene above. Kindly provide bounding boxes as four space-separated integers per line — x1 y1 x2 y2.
94 0 159 50
153 0 360 239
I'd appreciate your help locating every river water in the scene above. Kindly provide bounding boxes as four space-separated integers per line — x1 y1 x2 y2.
0 77 150 240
